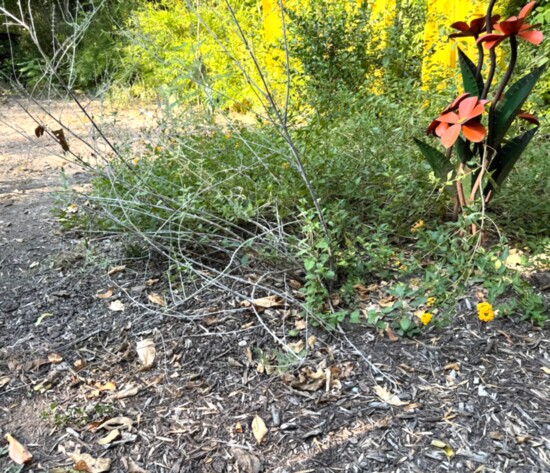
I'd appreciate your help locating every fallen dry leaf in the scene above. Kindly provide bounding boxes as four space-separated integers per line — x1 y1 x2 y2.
234 422 243 433
97 417 133 431
107 265 126 276
109 300 125 312
232 448 262 473
48 353 63 364
145 278 159 286
122 458 147 473
70 452 111 473
378 296 396 308
294 319 307 330
385 324 398 342
374 385 408 407
147 293 165 306
96 288 114 300
251 415 268 444
289 279 303 289
0 376 10 389
5 433 32 464
106 386 139 401
288 339 305 353
95 381 117 392
136 339 156 368
242 295 285 309
307 335 316 349
541 367 550 375
97 429 120 445
74 359 87 371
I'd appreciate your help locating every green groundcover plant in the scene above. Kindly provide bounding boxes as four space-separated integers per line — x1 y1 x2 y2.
415 1 546 227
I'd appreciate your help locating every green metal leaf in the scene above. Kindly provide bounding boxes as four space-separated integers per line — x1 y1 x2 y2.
492 65 547 146
455 136 472 164
488 127 538 192
458 48 483 97
413 138 453 181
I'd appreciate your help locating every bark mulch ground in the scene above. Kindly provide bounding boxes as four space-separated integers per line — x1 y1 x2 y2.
1 100 550 473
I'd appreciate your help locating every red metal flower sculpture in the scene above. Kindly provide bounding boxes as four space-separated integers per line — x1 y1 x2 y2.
449 15 500 38
433 96 488 148
477 1 544 49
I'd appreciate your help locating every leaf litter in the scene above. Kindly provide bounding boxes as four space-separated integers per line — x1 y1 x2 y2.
1 164 550 473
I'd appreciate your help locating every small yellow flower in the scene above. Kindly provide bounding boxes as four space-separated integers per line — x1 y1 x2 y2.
411 219 425 233
420 312 433 325
477 302 495 323
132 157 140 165
224 132 231 139
427 297 436 307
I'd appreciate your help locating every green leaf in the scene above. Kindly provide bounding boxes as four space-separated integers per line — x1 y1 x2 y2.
413 138 453 181
349 310 361 324
399 317 412 332
455 136 472 164
304 258 316 271
458 48 483 97
492 65 547 146
489 127 538 191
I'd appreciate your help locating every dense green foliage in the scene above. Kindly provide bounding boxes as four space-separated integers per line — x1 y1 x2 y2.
4 0 547 330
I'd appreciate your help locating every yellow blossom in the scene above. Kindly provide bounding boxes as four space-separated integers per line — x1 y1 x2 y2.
132 157 140 165
427 297 436 307
420 312 433 325
477 302 495 323
411 219 425 233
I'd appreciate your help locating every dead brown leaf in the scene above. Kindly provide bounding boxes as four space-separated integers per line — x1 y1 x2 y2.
74 359 87 371
136 339 156 368
0 376 10 389
122 458 147 473
48 353 63 364
107 265 126 276
96 288 114 300
96 417 133 431
288 340 305 353
385 324 398 342
5 433 32 464
242 295 285 309
373 385 408 407
289 279 303 289
70 452 111 473
251 415 268 444
106 386 139 401
97 429 120 445
94 381 117 392
144 278 159 286
147 293 165 306
231 448 262 473
35 125 45 137
108 300 125 312
52 129 70 152
294 319 307 330
378 296 396 308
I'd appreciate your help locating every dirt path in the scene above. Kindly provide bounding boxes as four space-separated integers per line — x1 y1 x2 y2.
1 99 550 473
